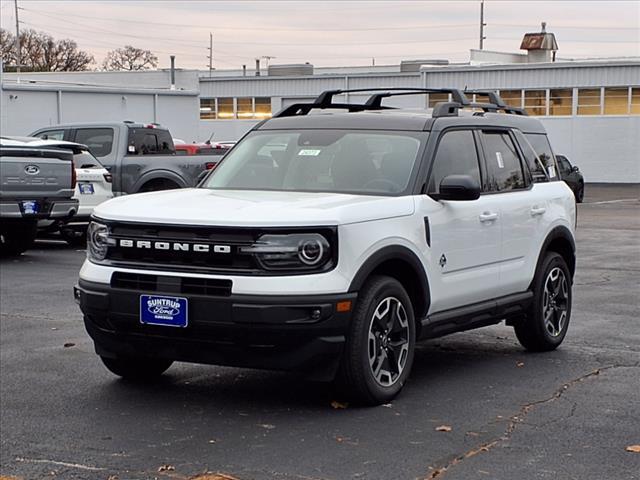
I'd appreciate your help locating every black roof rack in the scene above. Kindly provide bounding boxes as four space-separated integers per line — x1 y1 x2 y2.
273 87 526 119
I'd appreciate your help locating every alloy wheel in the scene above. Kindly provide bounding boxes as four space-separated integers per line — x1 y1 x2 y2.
542 267 569 337
367 297 410 387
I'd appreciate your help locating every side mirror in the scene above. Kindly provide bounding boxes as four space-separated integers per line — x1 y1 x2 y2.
432 175 481 201
572 165 579 172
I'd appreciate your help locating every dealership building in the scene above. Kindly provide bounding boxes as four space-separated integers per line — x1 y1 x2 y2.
1 39 639 183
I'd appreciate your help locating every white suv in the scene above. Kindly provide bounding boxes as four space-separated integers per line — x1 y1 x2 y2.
75 89 576 405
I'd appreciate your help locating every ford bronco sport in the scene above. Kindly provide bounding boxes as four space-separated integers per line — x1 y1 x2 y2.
75 88 576 405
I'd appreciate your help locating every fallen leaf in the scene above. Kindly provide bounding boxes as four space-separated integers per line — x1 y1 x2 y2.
208 439 217 444
257 424 275 430
158 464 175 472
626 445 640 453
331 400 348 409
335 436 344 443
190 474 241 480
435 425 452 432
466 431 480 437
107 476 119 480
63 343 75 348
516 361 524 367
381 403 393 408
51 327 58 331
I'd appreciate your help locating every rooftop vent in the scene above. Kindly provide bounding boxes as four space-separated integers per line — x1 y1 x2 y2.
268 63 314 76
400 59 449 72
520 22 559 62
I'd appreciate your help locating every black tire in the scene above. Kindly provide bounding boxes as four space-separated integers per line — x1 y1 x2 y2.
0 220 38 256
60 227 87 247
100 355 173 380
336 275 416 405
575 183 584 203
515 252 572 352
138 179 180 193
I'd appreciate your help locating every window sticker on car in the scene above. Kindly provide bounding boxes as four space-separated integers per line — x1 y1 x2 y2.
298 149 321 156
496 151 505 168
548 165 556 178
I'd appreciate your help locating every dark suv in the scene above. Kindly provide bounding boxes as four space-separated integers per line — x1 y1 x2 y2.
556 154 585 203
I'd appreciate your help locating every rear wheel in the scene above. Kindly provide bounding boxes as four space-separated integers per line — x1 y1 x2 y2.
514 252 572 351
336 276 416 405
0 220 38 256
138 179 180 193
60 226 87 247
100 355 173 380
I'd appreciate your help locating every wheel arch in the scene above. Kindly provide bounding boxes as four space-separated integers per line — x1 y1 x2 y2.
349 245 431 324
134 170 186 193
533 226 576 285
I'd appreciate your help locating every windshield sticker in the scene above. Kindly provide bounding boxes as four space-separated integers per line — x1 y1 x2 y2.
298 149 321 156
548 165 556 178
496 151 504 168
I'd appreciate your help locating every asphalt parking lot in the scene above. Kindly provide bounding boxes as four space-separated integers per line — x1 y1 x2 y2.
1 184 639 480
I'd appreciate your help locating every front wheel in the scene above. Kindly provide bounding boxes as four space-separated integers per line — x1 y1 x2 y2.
575 183 584 203
336 276 416 405
514 252 572 351
100 355 173 380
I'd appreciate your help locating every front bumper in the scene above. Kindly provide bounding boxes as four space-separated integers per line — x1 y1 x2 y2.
75 279 356 380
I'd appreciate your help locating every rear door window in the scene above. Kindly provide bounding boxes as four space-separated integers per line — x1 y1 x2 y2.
128 128 173 155
524 133 558 181
74 128 114 157
480 131 526 192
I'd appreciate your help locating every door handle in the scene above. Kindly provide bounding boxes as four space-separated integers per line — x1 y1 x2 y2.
479 212 499 222
531 206 546 216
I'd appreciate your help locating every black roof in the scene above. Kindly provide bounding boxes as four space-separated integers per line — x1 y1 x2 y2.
258 109 547 134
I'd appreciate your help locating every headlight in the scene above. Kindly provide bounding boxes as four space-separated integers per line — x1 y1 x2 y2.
240 233 331 271
87 221 113 261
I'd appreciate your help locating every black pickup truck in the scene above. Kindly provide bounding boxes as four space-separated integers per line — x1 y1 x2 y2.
31 122 225 196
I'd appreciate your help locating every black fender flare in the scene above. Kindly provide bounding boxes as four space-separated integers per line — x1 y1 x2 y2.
348 245 431 319
532 225 576 284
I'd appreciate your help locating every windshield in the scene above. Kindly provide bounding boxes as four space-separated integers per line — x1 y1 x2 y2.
202 130 425 195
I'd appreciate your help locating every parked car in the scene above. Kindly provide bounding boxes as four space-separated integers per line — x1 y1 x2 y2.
31 122 224 195
75 88 576 405
556 154 585 203
0 138 78 255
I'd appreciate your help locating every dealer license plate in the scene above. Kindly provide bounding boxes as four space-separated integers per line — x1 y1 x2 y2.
21 200 39 215
140 295 188 328
79 183 95 194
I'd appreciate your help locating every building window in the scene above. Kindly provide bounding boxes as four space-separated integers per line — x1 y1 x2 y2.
577 88 601 115
200 97 272 120
428 93 450 108
255 97 272 119
549 89 572 116
632 88 640 115
524 90 546 116
604 87 629 115
236 97 253 119
200 98 216 120
499 90 522 109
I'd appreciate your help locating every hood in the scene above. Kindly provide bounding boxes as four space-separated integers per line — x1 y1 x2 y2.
93 188 415 226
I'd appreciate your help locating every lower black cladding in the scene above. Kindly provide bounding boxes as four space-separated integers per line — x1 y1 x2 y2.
76 279 356 380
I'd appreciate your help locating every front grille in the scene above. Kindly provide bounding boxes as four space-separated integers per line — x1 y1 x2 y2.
111 272 232 297
105 223 260 273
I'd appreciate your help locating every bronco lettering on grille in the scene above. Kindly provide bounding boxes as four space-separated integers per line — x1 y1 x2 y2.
118 239 230 253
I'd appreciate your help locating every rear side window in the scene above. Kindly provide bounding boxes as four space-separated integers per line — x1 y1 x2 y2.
480 131 526 192
128 128 173 155
74 128 114 157
35 130 65 141
427 130 481 194
524 133 558 181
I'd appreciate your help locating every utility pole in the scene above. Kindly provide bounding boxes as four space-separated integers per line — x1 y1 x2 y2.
207 32 213 76
14 0 21 73
479 0 486 50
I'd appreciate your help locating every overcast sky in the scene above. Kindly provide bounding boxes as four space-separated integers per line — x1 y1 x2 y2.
1 0 639 70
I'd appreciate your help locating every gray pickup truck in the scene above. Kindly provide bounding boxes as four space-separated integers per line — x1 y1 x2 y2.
31 122 224 196
0 139 78 255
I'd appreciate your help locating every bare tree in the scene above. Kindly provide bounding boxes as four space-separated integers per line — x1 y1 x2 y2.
102 45 158 71
0 28 93 71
